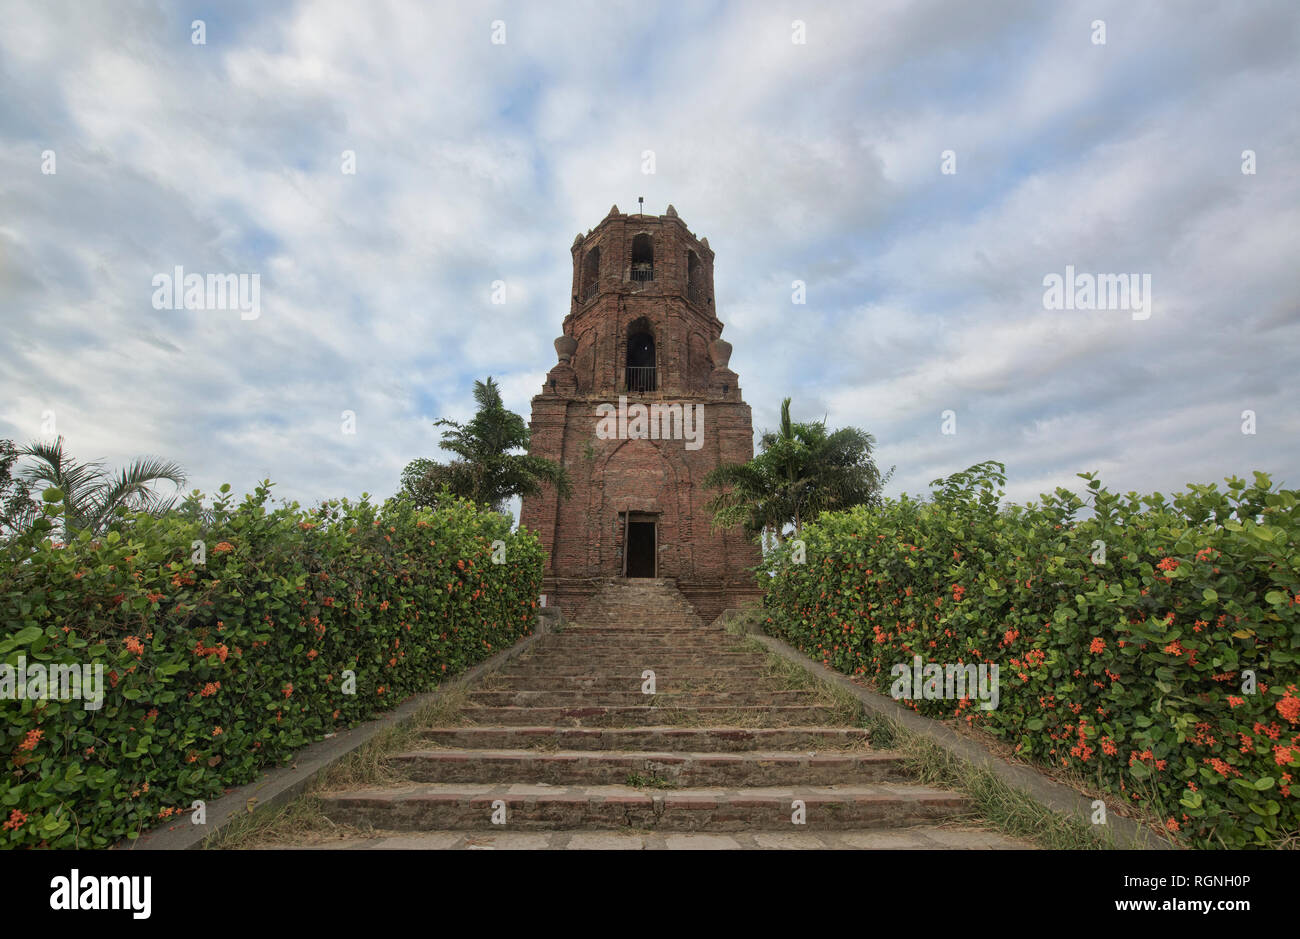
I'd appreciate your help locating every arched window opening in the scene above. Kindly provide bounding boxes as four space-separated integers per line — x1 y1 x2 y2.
581 247 601 301
630 234 654 282
687 250 701 301
626 326 657 392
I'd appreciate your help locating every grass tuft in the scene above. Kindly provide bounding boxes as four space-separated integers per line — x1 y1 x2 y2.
625 771 678 789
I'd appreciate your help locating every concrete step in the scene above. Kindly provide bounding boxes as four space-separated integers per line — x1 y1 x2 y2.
541 636 735 648
532 650 743 661
516 652 766 666
277 828 1028 850
576 607 702 613
536 645 743 657
577 604 700 611
561 624 728 632
577 603 700 609
575 620 704 629
482 675 779 693
578 598 697 603
553 632 728 639
416 726 874 752
318 783 972 832
495 664 769 679
576 600 699 607
455 705 845 726
466 690 815 707
577 602 699 609
387 748 909 786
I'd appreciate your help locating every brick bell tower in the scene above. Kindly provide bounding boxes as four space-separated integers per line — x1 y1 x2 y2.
519 204 762 623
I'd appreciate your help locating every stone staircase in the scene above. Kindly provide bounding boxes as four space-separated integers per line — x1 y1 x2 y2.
302 580 1025 849
570 577 705 627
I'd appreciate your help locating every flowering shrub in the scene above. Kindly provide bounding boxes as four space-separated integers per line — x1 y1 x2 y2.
760 462 1299 848
0 482 543 847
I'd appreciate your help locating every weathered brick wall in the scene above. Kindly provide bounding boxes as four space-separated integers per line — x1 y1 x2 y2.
520 207 761 622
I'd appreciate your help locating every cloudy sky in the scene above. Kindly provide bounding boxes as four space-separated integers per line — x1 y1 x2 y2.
2 0 1297 514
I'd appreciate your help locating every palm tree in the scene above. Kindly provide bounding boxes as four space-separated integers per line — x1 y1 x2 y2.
16 436 187 537
0 439 38 537
704 397 891 544
699 456 788 547
399 377 571 512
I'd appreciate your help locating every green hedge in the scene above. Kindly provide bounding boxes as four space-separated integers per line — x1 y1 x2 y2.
760 462 1299 848
0 483 543 847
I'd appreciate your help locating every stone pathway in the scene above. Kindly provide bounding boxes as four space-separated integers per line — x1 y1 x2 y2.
272 580 1029 849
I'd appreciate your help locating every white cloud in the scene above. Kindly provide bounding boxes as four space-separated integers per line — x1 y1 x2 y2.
0 0 1296 516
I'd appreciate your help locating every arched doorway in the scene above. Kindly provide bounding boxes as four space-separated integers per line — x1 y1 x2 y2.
622 512 658 578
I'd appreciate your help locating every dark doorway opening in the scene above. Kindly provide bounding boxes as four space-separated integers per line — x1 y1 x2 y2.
625 521 656 578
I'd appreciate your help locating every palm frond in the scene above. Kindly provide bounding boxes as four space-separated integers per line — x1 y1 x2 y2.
16 440 186 536
405 377 566 510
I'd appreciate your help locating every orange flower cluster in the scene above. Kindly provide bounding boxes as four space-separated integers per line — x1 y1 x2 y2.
1202 757 1240 778
193 641 229 662
1278 686 1300 725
